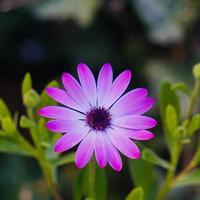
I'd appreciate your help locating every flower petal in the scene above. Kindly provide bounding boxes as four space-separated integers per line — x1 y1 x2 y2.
110 88 148 111
54 126 89 152
105 135 122 171
46 119 84 133
108 128 140 159
45 87 85 112
77 63 97 106
95 131 107 168
112 115 157 129
75 131 96 168
104 70 131 108
97 63 113 106
111 97 155 117
112 126 154 140
38 106 84 120
62 73 90 110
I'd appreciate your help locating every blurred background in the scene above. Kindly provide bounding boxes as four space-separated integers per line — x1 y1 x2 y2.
0 0 200 199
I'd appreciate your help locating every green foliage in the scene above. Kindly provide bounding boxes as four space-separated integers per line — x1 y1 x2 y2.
171 82 190 95
39 80 59 107
0 136 33 156
160 81 181 155
23 89 41 108
165 105 178 134
193 63 200 80
125 187 144 200
173 169 200 188
20 115 35 128
74 163 107 200
187 114 200 136
129 159 158 200
160 81 180 124
22 72 32 95
0 98 11 120
1 116 16 135
142 148 174 170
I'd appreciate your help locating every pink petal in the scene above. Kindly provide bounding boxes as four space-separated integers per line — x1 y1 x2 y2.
45 87 85 112
111 97 155 117
95 131 107 168
104 70 131 108
77 63 97 107
107 128 140 159
112 115 157 129
62 73 90 110
54 126 89 152
46 119 84 133
97 63 113 106
105 136 122 171
112 126 154 140
75 131 96 168
110 88 148 111
38 106 84 120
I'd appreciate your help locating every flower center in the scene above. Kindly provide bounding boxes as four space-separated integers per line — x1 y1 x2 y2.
86 107 111 130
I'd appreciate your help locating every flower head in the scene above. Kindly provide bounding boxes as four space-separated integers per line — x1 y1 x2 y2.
38 63 156 171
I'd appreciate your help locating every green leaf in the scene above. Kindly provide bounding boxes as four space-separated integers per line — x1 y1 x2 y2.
129 159 158 200
160 81 180 124
22 72 32 95
142 148 174 170
160 81 180 152
39 80 59 107
74 164 107 200
85 198 95 200
165 105 178 134
125 187 144 200
95 168 107 200
20 115 35 128
0 98 11 120
1 116 16 135
53 153 75 166
188 114 200 136
0 136 33 156
171 82 190 95
173 169 200 188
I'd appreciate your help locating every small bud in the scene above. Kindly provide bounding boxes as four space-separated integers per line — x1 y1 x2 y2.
23 89 40 108
20 115 35 128
193 63 200 80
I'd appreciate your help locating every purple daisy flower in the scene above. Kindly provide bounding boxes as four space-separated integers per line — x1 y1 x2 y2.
38 63 156 171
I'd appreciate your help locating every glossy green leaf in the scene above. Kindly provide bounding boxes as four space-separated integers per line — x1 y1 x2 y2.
0 98 11 120
142 148 174 170
188 114 200 136
22 72 32 95
125 187 144 200
173 169 200 188
129 159 159 200
0 136 33 156
171 82 190 95
1 117 16 135
165 104 178 134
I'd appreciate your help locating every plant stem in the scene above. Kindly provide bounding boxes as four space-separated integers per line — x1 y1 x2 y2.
39 160 63 200
156 145 181 200
88 158 96 198
186 80 200 118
